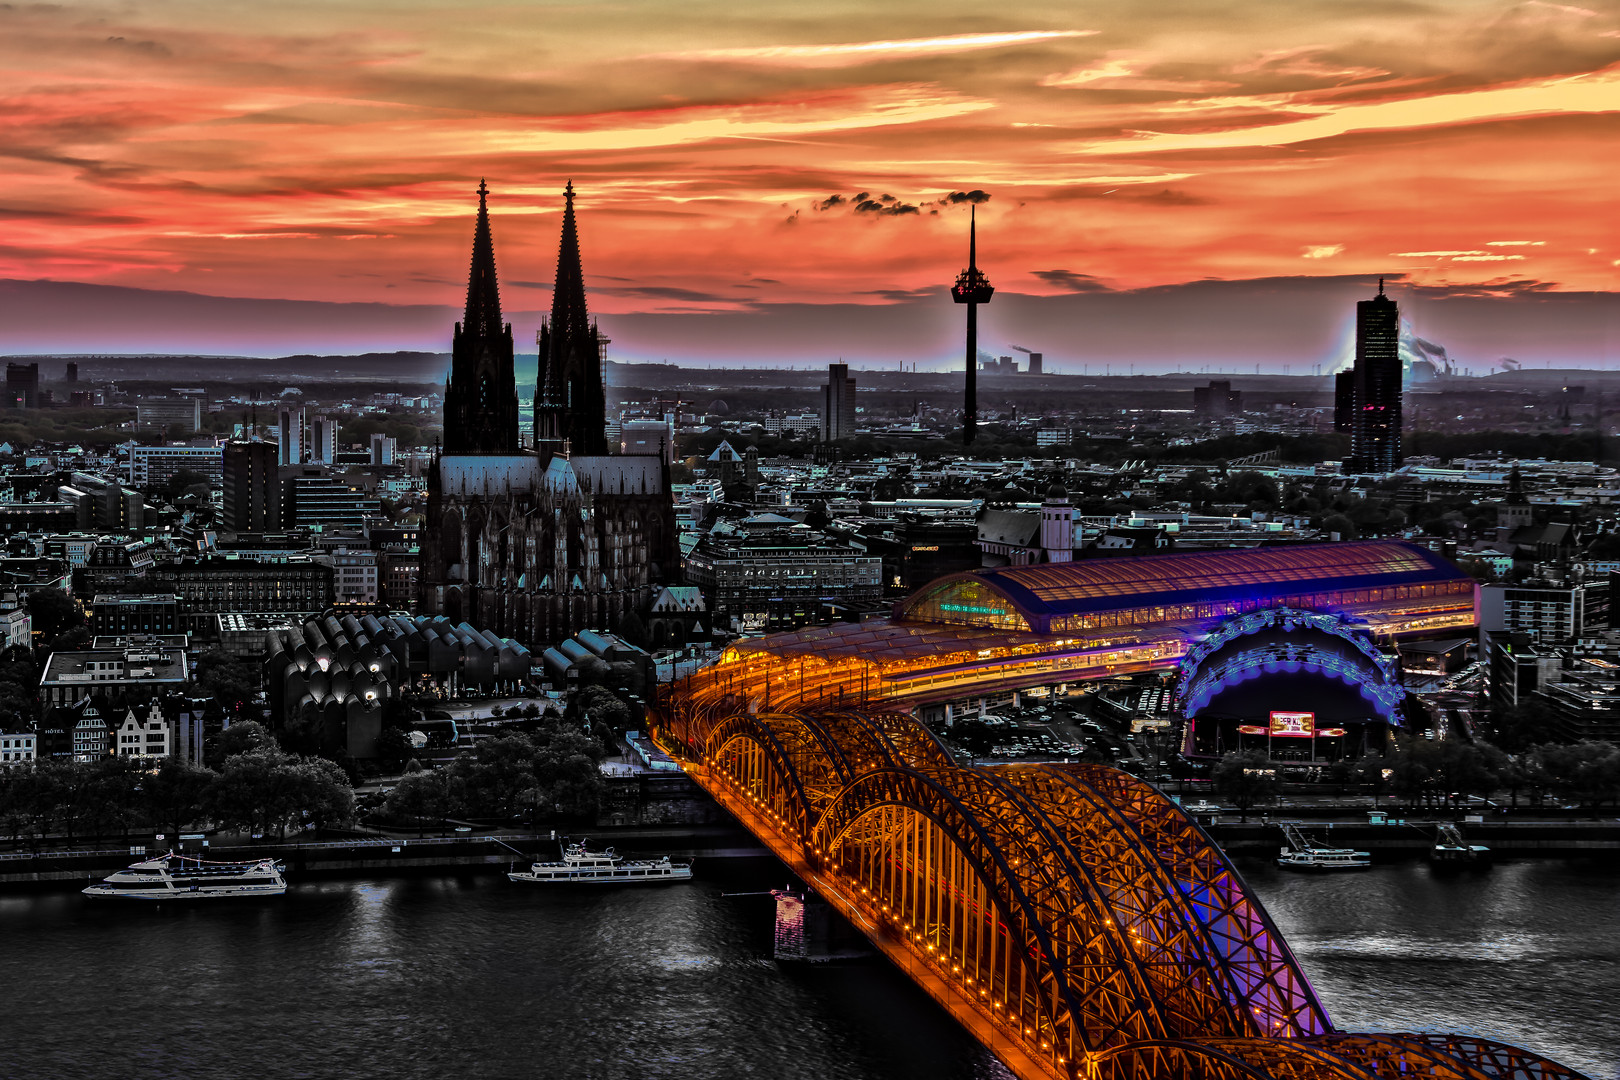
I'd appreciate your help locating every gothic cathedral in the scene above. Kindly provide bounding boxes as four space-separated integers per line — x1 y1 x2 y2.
420 182 678 647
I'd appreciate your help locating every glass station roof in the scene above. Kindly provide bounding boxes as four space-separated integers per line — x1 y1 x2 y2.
899 541 1468 626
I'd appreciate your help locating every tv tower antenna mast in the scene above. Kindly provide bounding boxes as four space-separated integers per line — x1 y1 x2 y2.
951 205 994 444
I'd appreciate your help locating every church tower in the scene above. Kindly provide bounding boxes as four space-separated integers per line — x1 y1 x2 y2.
535 182 608 456
444 180 519 453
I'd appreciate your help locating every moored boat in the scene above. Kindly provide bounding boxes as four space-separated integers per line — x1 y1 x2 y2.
83 851 287 900
508 839 693 885
1431 822 1491 867
1276 822 1371 871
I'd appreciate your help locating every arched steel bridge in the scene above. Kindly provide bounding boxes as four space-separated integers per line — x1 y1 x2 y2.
656 691 1588 1080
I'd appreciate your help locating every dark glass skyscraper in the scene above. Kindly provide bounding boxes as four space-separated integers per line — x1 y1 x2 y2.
1344 280 1402 473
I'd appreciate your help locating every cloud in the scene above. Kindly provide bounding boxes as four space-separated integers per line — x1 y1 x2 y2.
1302 244 1345 259
1076 65 1620 155
1451 254 1527 261
1394 250 1492 257
814 194 846 210
104 36 173 58
1524 2 1598 17
1486 240 1546 246
939 190 992 205
594 284 734 302
1042 54 1241 92
1231 46 1389 83
854 198 919 216
651 30 1096 68
1030 269 1110 292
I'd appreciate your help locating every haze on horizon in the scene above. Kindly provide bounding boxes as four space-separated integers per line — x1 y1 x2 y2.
3 1 1618 369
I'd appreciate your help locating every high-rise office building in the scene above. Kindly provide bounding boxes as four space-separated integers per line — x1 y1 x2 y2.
308 415 339 464
1344 280 1402 473
369 433 396 466
277 406 304 466
4 363 39 409
222 440 282 532
1193 380 1242 417
821 363 857 442
137 397 202 433
1333 369 1355 432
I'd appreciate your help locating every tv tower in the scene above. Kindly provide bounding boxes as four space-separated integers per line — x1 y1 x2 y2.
951 205 994 444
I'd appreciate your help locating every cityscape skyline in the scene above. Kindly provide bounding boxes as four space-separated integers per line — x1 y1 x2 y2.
3 2 1617 367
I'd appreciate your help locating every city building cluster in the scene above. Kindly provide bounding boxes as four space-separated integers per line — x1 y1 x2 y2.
0 191 1611 795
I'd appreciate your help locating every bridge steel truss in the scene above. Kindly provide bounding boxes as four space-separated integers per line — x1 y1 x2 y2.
657 692 1589 1080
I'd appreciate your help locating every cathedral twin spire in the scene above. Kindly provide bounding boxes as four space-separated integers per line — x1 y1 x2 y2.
463 179 504 339
536 181 608 455
443 179 518 453
442 180 606 457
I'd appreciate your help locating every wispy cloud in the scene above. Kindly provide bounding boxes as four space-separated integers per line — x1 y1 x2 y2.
654 30 1095 68
1041 54 1239 92
1077 66 1620 155
0 0 1614 346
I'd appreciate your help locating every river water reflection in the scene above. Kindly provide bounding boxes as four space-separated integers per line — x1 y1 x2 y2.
0 858 1611 1079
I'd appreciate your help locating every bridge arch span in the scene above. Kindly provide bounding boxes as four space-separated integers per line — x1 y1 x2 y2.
702 711 845 843
650 691 1593 1080
1000 764 1329 1040
811 765 1105 1073
1092 1038 1379 1080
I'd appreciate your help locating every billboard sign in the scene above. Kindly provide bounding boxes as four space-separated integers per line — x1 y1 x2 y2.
1269 711 1315 737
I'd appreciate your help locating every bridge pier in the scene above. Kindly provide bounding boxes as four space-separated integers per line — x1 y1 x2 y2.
773 888 869 962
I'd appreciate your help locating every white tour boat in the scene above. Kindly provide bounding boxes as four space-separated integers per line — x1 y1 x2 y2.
1276 823 1371 871
508 839 693 885
83 851 288 900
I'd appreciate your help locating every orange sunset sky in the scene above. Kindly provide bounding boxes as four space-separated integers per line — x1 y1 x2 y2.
2 1 1617 368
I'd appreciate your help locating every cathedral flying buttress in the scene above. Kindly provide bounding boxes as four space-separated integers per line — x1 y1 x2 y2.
420 184 677 650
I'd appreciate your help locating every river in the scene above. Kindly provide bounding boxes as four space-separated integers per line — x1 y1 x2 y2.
0 857 1613 1079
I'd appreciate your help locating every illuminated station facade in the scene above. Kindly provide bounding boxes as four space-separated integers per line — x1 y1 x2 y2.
675 541 1477 761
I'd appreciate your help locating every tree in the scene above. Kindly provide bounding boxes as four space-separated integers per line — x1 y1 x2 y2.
208 746 353 838
532 725 606 821
218 719 276 759
573 686 633 735
1486 700 1559 754
81 756 144 839
26 588 80 644
1532 741 1620 815
143 759 219 837
159 467 212 503
209 750 293 837
445 734 546 819
1211 750 1277 822
385 770 451 836
375 726 414 771
195 650 257 718
287 757 355 831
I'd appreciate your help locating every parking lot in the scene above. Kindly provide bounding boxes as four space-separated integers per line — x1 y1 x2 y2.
930 692 1180 778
